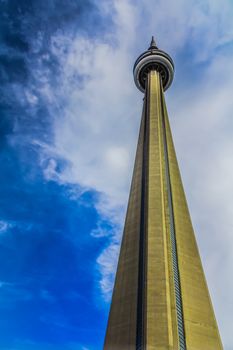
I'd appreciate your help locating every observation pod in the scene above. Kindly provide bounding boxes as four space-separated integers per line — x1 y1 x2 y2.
133 36 174 92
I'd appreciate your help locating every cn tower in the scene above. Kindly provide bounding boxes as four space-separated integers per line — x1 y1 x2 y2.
104 37 223 350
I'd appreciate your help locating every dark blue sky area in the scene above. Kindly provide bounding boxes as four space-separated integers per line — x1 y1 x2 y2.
0 1 113 349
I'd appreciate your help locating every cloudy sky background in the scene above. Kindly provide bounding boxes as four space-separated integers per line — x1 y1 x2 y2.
1 0 233 349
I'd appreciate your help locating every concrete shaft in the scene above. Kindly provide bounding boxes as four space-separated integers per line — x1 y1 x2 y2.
104 71 223 350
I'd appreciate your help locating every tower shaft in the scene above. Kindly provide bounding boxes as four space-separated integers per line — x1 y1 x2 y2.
104 71 223 349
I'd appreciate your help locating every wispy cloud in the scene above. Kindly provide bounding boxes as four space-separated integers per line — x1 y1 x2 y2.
0 221 10 234
96 241 120 302
0 281 33 305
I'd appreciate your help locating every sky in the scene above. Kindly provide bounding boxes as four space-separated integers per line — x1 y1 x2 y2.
0 0 233 349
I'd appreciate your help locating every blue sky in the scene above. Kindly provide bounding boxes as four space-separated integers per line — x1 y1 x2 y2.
1 0 233 349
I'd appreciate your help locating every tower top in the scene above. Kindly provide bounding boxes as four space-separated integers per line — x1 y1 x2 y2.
149 36 158 50
133 37 174 92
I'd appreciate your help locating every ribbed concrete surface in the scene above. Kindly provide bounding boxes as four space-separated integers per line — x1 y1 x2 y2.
104 71 223 350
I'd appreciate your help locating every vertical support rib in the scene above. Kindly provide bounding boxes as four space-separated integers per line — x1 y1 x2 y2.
136 96 148 350
160 80 186 349
146 71 174 349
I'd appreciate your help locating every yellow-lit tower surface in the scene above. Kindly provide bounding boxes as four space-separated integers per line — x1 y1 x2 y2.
104 37 223 350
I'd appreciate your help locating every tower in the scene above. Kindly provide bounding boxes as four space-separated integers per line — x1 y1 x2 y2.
104 37 223 350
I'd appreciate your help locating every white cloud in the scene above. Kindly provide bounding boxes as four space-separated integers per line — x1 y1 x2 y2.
136 0 233 62
0 281 12 288
96 242 120 302
25 90 38 106
27 0 233 347
0 220 11 234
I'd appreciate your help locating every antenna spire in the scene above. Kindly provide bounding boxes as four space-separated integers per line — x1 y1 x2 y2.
149 36 158 49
